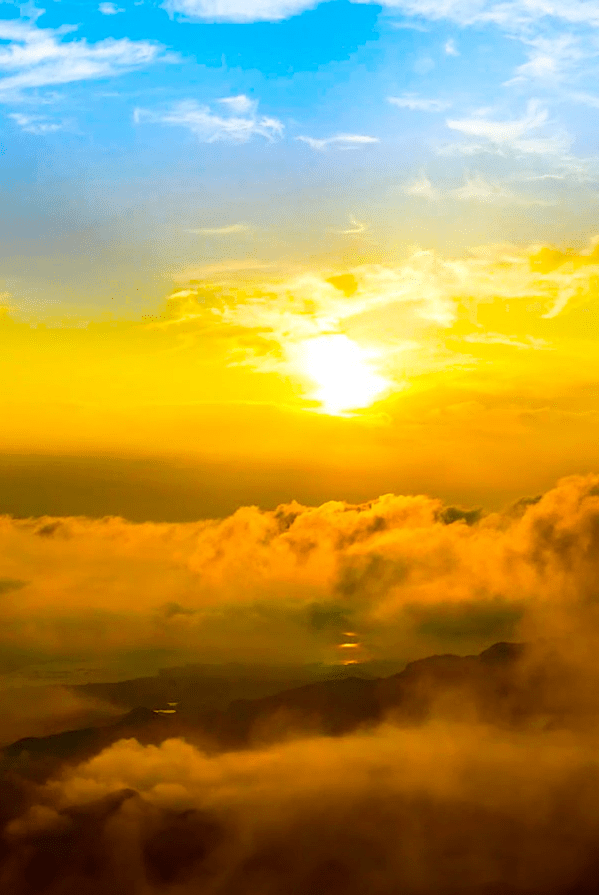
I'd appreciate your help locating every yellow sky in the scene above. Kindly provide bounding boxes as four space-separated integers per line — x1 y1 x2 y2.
2 236 599 514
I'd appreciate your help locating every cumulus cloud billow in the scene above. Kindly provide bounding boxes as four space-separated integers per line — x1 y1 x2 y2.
7 713 599 893
4 476 599 891
2 474 599 679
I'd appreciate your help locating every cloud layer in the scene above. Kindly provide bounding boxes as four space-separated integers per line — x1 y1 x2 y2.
2 473 599 684
7 716 599 893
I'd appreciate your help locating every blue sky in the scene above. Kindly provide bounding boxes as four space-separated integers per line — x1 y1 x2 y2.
1 0 599 318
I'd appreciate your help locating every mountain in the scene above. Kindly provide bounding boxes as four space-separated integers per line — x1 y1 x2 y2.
68 659 407 714
1 642 548 778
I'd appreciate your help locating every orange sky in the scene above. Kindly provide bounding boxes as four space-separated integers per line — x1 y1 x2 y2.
2 237 598 516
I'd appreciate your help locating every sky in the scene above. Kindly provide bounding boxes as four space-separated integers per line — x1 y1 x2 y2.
2 0 599 517
1 0 599 682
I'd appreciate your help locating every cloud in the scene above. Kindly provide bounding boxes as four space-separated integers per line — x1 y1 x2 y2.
164 0 318 21
3 473 599 680
370 0 599 29
504 35 584 84
332 214 370 234
158 0 599 27
447 100 547 144
216 94 256 115
389 95 451 112
402 172 440 199
134 98 283 143
568 92 599 108
297 134 379 150
445 101 572 157
172 258 273 282
0 17 170 98
98 2 125 13
451 172 556 205
9 709 599 894
8 112 62 134
460 331 550 349
186 224 251 235
161 237 599 402
444 38 459 55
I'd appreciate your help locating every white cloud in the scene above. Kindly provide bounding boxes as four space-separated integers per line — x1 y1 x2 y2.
402 172 440 199
217 94 256 115
461 331 550 349
187 223 251 235
447 100 548 143
568 92 599 108
444 38 459 55
504 35 584 85
452 173 514 201
452 172 556 205
99 2 125 14
134 98 283 143
445 100 572 157
164 0 317 22
388 95 451 112
9 112 63 134
297 133 379 150
158 0 599 29
369 0 599 29
333 215 369 234
0 17 169 98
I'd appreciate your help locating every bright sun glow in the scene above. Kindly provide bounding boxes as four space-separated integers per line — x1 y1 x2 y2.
299 334 392 415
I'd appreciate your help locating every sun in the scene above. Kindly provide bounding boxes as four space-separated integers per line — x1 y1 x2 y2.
298 334 392 415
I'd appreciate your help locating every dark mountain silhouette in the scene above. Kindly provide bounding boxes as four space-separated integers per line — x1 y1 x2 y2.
2 641 567 779
7 638 597 784
68 659 407 714
6 642 599 895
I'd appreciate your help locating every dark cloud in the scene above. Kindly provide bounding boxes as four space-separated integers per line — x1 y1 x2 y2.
0 578 27 595
7 632 599 893
439 506 483 525
7 716 599 895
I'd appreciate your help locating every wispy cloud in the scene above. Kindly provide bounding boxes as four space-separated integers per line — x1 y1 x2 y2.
333 215 369 235
504 35 585 85
461 331 550 349
402 172 440 200
134 96 283 143
444 38 459 55
564 92 599 109
9 111 63 134
445 100 571 156
452 172 556 205
388 95 451 112
447 101 548 143
0 17 170 99
374 0 599 30
297 133 379 150
165 0 317 22
186 223 251 235
162 0 599 31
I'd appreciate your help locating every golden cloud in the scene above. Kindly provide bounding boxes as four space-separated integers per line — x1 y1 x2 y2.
2 474 599 678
